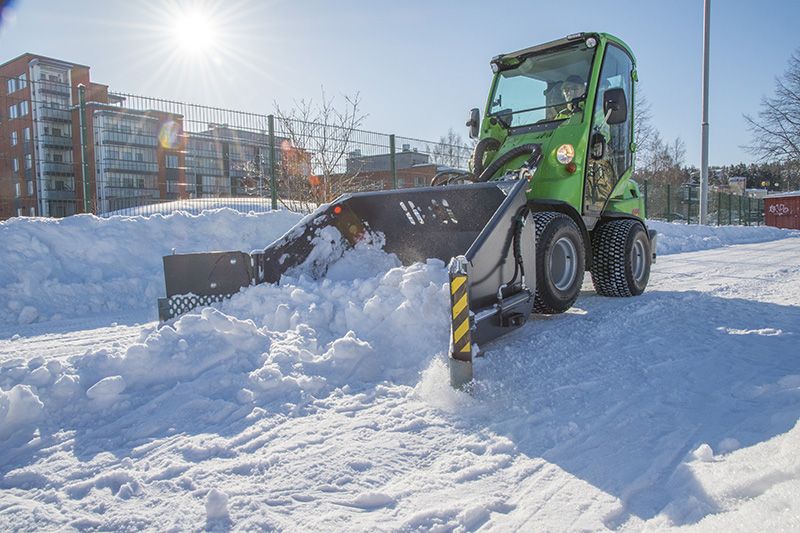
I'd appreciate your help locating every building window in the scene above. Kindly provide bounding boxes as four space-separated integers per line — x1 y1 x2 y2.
19 101 28 116
19 73 27 89
25 154 32 169
11 131 17 146
15 183 21 197
12 158 18 172
166 154 179 168
24 127 30 141
135 152 144 162
53 154 63 162
29 207 35 216
8 104 17 119
17 208 23 217
7 78 15 94
27 181 33 196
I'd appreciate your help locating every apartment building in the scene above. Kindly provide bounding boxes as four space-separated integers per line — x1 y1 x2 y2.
0 53 289 220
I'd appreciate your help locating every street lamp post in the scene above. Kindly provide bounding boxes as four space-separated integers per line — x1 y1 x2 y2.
700 0 711 224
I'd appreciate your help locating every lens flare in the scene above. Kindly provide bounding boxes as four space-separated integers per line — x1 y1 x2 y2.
159 120 180 149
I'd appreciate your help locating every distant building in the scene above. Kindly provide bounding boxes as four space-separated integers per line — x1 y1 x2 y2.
0 53 292 220
340 144 440 191
728 176 747 194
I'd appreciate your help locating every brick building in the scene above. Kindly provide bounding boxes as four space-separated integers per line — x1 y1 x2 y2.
0 53 290 220
343 145 441 191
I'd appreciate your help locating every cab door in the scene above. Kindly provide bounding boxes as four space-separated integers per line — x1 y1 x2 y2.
584 44 634 216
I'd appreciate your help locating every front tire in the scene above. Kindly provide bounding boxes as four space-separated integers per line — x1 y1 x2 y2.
532 212 585 314
591 219 651 297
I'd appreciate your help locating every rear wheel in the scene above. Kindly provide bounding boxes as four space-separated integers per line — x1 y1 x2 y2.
591 219 651 297
532 212 585 314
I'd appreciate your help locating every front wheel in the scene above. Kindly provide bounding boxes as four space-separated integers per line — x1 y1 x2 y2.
591 219 652 297
532 212 585 314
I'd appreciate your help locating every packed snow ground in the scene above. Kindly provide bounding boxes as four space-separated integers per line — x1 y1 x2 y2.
0 209 799 531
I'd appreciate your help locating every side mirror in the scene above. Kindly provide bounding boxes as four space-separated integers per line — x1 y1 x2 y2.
466 108 480 139
603 88 628 125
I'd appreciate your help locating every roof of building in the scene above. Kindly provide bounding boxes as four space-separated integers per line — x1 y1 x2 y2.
0 53 90 71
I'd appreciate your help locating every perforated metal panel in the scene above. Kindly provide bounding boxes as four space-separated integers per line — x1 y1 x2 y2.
158 293 231 321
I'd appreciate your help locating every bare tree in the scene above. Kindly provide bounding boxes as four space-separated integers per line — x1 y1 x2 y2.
634 92 657 169
745 49 800 190
429 128 473 169
236 160 264 196
274 89 368 204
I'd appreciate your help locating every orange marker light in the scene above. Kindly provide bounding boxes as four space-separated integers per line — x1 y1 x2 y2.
333 205 343 215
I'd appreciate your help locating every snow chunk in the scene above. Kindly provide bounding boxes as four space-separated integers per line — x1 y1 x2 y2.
205 489 230 520
86 375 126 401
692 443 715 462
0 385 43 442
18 306 39 324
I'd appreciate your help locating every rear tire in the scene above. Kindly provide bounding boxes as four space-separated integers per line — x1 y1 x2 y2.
532 212 585 314
591 219 651 297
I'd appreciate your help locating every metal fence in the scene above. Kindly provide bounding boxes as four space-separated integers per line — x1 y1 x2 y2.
0 73 471 220
0 74 769 225
642 181 766 225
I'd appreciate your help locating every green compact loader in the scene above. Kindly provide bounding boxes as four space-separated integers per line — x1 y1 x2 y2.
158 32 657 388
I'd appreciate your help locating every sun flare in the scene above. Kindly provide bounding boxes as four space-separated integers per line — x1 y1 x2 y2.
172 9 218 55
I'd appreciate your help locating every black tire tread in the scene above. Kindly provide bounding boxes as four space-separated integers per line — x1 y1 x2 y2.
532 212 584 314
591 219 648 297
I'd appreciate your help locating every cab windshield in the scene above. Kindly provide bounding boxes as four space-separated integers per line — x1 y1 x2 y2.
489 43 596 128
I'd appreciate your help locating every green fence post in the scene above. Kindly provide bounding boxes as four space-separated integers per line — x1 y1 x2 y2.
389 134 398 189
738 194 743 226
746 196 751 226
687 187 692 223
77 84 91 214
268 115 277 210
717 191 722 226
728 193 733 225
666 184 671 221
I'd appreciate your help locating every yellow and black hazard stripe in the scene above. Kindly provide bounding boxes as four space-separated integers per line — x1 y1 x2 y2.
450 274 471 359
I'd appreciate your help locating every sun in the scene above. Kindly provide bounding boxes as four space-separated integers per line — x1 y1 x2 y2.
172 8 219 55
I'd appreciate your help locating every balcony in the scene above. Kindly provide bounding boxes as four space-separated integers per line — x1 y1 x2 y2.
42 180 76 200
101 159 158 174
41 161 76 176
100 186 161 198
38 81 71 97
101 131 158 148
39 106 72 123
41 133 73 149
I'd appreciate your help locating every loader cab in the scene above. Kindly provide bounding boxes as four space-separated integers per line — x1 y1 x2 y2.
479 33 638 221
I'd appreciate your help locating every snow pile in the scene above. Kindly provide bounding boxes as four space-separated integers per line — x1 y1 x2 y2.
648 219 796 255
0 209 302 326
0 242 449 447
2 207 793 328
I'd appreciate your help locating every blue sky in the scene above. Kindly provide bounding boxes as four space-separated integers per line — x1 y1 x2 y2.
1 0 798 165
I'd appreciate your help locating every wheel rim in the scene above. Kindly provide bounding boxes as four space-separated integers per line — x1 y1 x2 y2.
550 236 578 291
631 237 647 283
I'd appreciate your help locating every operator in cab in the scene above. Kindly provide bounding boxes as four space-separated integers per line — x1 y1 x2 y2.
555 75 586 120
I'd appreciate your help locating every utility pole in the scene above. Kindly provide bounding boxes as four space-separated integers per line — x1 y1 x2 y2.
699 0 711 224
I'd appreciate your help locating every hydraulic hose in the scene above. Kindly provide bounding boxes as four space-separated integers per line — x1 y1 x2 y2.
477 143 541 182
471 137 501 178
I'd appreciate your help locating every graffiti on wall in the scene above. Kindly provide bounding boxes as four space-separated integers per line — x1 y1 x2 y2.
769 204 791 216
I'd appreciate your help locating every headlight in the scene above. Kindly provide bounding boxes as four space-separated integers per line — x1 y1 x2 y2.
556 144 575 165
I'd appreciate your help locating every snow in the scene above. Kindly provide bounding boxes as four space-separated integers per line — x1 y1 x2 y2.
1 209 799 531
0 208 303 326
